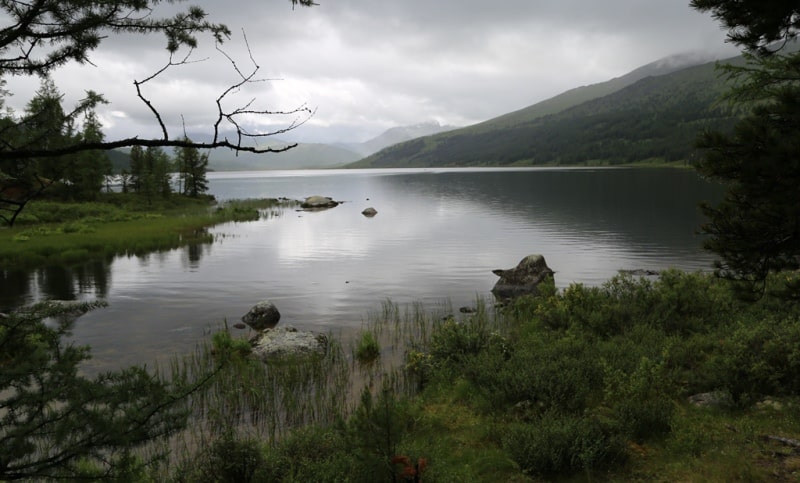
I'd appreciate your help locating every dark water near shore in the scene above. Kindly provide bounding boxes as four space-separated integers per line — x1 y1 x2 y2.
1 167 724 370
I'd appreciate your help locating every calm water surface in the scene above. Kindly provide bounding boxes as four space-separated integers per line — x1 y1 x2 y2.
1 167 724 370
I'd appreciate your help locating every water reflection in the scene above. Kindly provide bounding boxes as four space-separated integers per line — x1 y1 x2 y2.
0 168 725 370
0 240 213 311
1 259 113 310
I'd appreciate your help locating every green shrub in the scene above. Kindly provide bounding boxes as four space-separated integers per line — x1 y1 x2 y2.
190 434 266 483
354 330 381 365
260 426 354 482
463 331 603 414
603 357 674 441
502 413 626 478
347 381 417 481
429 317 490 365
712 315 800 405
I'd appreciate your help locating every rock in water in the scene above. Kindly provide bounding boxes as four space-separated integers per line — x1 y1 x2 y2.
250 326 328 361
242 301 281 331
361 207 378 217
491 254 554 300
301 195 339 209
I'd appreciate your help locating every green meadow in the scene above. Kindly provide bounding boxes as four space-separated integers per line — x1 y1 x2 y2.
0 194 295 269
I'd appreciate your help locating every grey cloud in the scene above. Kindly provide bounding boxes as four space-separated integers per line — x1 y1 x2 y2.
4 1 740 144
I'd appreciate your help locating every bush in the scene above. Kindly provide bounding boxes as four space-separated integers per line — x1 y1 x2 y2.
462 331 603 414
189 434 266 483
429 317 490 365
603 357 674 441
503 413 626 478
354 330 381 365
260 426 354 482
712 315 800 405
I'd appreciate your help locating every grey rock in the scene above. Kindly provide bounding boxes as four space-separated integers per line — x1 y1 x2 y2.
250 326 328 361
688 391 732 408
361 207 378 217
618 269 660 277
301 195 339 210
241 301 281 331
491 254 554 300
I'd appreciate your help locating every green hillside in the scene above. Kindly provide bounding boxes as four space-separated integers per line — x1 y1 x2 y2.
350 55 744 168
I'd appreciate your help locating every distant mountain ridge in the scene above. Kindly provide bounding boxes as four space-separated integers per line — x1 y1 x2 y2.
205 120 456 171
108 121 457 172
349 52 742 168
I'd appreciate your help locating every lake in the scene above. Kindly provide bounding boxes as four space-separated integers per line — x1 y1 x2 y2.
1 167 724 370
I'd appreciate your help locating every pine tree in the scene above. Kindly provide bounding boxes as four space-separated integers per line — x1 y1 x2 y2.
174 138 209 198
140 146 172 204
22 77 68 182
692 1 800 298
128 145 145 193
0 302 207 480
65 111 111 200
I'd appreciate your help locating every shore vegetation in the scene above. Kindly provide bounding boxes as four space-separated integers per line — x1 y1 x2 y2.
0 193 296 269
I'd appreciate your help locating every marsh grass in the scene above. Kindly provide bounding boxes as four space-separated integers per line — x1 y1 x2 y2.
0 196 297 269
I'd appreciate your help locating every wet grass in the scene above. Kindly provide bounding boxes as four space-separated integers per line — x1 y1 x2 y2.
0 195 298 269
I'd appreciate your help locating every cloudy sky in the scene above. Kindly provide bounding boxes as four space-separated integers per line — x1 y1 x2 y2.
6 0 740 145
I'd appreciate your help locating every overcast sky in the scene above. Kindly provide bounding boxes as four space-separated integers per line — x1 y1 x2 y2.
6 0 740 145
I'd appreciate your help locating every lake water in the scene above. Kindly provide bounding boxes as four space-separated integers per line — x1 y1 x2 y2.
1 167 724 370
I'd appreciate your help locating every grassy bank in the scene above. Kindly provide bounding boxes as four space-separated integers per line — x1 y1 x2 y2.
0 194 297 269
128 270 800 481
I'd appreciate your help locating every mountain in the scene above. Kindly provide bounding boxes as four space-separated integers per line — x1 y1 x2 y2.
338 121 457 157
349 53 743 168
204 121 457 170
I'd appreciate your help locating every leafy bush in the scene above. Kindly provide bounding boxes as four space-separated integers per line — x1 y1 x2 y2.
603 357 674 441
503 413 626 478
711 315 800 405
462 331 603 414
429 317 490 366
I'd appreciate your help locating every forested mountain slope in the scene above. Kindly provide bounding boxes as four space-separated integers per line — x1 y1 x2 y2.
351 55 744 168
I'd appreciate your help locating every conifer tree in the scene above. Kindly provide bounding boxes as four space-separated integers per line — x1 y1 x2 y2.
692 1 800 297
174 138 209 198
0 302 209 480
65 111 111 200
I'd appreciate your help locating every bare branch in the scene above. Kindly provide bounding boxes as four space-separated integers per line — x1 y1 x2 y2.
133 49 198 140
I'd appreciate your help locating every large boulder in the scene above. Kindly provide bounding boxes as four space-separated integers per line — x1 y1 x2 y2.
250 326 328 361
241 301 281 331
491 254 555 300
301 195 339 210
